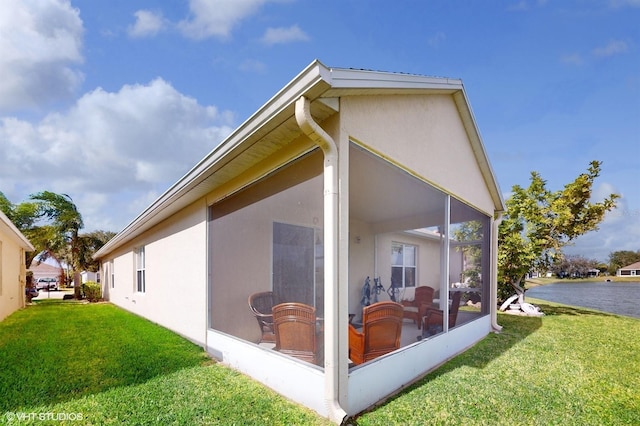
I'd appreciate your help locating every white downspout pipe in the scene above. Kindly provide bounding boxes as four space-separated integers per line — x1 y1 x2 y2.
491 212 504 332
295 96 348 424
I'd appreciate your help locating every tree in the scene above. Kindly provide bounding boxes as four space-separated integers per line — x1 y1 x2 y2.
608 250 640 275
1 191 115 298
551 254 598 278
498 161 618 304
29 192 85 298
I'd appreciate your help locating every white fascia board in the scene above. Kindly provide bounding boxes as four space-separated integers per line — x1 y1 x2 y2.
95 60 497 259
95 61 333 259
328 67 463 91
452 88 506 213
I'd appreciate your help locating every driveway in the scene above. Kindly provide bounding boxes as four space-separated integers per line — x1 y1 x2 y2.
32 288 74 300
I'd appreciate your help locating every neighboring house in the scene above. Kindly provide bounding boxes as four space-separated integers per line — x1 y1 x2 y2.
0 210 35 322
28 260 64 283
94 60 506 422
80 270 99 284
617 261 640 277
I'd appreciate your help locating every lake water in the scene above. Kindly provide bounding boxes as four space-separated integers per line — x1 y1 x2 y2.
526 281 640 319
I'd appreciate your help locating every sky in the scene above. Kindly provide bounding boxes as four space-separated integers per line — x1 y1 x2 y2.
0 0 638 263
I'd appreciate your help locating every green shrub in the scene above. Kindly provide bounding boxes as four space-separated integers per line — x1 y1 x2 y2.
82 281 102 302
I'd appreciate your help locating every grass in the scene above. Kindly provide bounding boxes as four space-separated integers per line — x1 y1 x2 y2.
0 302 330 426
354 298 640 425
1 300 638 425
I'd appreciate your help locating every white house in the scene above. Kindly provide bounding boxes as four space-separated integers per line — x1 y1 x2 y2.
0 210 35 322
617 261 640 276
94 60 505 423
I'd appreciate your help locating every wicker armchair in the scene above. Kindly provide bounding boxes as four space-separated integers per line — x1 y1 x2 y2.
349 301 403 365
422 291 462 336
248 291 276 343
401 286 435 329
272 302 321 365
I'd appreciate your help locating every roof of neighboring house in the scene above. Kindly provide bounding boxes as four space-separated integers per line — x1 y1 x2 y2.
620 261 640 270
0 210 34 251
29 261 64 278
95 60 505 259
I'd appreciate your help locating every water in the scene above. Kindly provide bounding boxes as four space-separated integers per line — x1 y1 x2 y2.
526 281 640 319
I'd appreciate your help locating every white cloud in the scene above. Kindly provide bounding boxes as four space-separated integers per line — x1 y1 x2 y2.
178 0 269 40
592 40 629 57
260 24 309 45
0 79 234 231
0 0 84 112
128 10 167 38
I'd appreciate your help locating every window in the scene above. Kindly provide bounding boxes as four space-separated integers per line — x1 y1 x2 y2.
110 260 115 288
391 242 417 288
135 247 145 293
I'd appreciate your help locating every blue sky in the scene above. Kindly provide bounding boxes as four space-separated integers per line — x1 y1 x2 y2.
0 0 638 262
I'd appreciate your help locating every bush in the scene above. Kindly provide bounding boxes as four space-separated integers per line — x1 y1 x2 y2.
82 281 102 302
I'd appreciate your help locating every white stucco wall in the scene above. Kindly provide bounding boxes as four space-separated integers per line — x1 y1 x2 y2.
0 230 27 322
341 94 496 216
104 200 208 346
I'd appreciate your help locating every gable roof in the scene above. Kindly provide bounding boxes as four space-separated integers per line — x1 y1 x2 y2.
0 210 34 251
620 261 640 270
95 60 504 259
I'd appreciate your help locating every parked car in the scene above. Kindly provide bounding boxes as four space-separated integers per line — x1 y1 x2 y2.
26 287 39 298
36 277 59 291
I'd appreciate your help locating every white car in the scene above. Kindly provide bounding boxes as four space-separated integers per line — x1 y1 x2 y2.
36 277 59 291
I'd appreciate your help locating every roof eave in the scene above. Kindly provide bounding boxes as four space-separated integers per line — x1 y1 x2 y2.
95 62 505 259
0 210 35 252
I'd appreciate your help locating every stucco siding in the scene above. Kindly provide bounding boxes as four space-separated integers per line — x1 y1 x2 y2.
105 200 208 346
0 234 26 322
341 94 495 215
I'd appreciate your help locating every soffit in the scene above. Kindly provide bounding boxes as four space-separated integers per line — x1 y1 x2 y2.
95 60 503 258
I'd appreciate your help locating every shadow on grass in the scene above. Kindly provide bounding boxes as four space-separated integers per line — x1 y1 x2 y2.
350 302 615 423
527 300 620 318
0 302 211 413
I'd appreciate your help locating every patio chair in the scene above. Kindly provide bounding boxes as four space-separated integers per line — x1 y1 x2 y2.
422 291 462 336
401 286 434 329
349 301 403 365
272 302 321 365
248 291 276 343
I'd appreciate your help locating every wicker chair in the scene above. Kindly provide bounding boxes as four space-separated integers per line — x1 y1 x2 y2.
422 291 462 336
248 291 276 343
401 286 435 329
272 302 321 365
349 301 403 365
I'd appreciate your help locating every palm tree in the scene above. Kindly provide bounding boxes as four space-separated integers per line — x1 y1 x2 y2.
30 192 84 298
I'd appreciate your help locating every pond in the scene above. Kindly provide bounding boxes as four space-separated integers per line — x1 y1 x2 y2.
526 281 640 319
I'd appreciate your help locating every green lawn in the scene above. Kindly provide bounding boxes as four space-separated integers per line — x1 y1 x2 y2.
1 299 638 425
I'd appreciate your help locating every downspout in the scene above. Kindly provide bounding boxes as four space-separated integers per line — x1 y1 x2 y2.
295 96 348 424
491 212 504 332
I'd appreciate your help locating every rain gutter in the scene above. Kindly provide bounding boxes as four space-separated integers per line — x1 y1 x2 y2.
295 96 348 425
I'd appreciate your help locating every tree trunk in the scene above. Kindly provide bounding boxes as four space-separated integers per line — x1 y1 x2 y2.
511 278 526 304
73 271 82 299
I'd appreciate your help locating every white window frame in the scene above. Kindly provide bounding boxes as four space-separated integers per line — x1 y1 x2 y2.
391 242 417 288
135 247 145 293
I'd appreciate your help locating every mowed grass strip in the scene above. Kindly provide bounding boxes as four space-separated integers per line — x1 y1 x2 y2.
354 299 640 426
1 299 639 425
0 302 330 426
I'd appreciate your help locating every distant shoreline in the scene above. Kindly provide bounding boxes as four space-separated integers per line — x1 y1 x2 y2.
526 276 639 288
